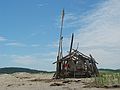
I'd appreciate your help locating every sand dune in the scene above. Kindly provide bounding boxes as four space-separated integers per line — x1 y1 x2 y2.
0 73 119 90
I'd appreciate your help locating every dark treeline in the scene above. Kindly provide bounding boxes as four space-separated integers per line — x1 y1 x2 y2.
0 67 55 74
0 67 119 74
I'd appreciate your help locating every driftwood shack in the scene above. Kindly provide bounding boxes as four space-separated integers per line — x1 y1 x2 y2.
53 10 99 79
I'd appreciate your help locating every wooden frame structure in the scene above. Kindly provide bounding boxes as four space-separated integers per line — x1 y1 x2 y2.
53 9 99 79
53 48 99 78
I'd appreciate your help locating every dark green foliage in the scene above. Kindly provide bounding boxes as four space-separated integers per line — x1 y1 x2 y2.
99 69 120 73
0 67 55 74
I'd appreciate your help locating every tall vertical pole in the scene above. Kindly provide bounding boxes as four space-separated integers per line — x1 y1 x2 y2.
69 33 74 54
56 9 65 79
58 9 64 59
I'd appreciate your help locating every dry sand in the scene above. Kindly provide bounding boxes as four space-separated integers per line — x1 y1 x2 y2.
0 73 119 90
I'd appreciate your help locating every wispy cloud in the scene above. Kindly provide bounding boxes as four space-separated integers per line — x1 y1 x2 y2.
55 0 120 69
31 44 41 47
5 42 26 47
10 53 55 70
75 0 120 48
37 3 48 7
0 36 7 41
73 0 120 69
11 55 36 66
56 13 81 29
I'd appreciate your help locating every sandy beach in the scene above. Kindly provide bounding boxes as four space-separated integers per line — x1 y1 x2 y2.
0 73 119 90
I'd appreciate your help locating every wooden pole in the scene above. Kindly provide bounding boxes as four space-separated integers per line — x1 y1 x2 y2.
69 33 74 54
56 9 65 79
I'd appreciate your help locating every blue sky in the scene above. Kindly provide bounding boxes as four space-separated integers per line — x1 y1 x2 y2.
0 0 120 71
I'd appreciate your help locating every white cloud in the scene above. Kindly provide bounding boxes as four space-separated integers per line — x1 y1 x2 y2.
10 54 55 71
38 4 44 7
12 55 36 66
76 0 120 47
31 44 41 47
37 52 57 58
54 0 120 69
73 0 120 69
0 36 7 41
37 3 48 7
64 13 79 28
5 42 26 47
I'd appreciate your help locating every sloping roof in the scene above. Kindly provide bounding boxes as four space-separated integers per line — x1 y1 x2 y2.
53 49 98 64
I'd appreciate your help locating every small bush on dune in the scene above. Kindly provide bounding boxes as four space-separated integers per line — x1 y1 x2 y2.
94 72 120 88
